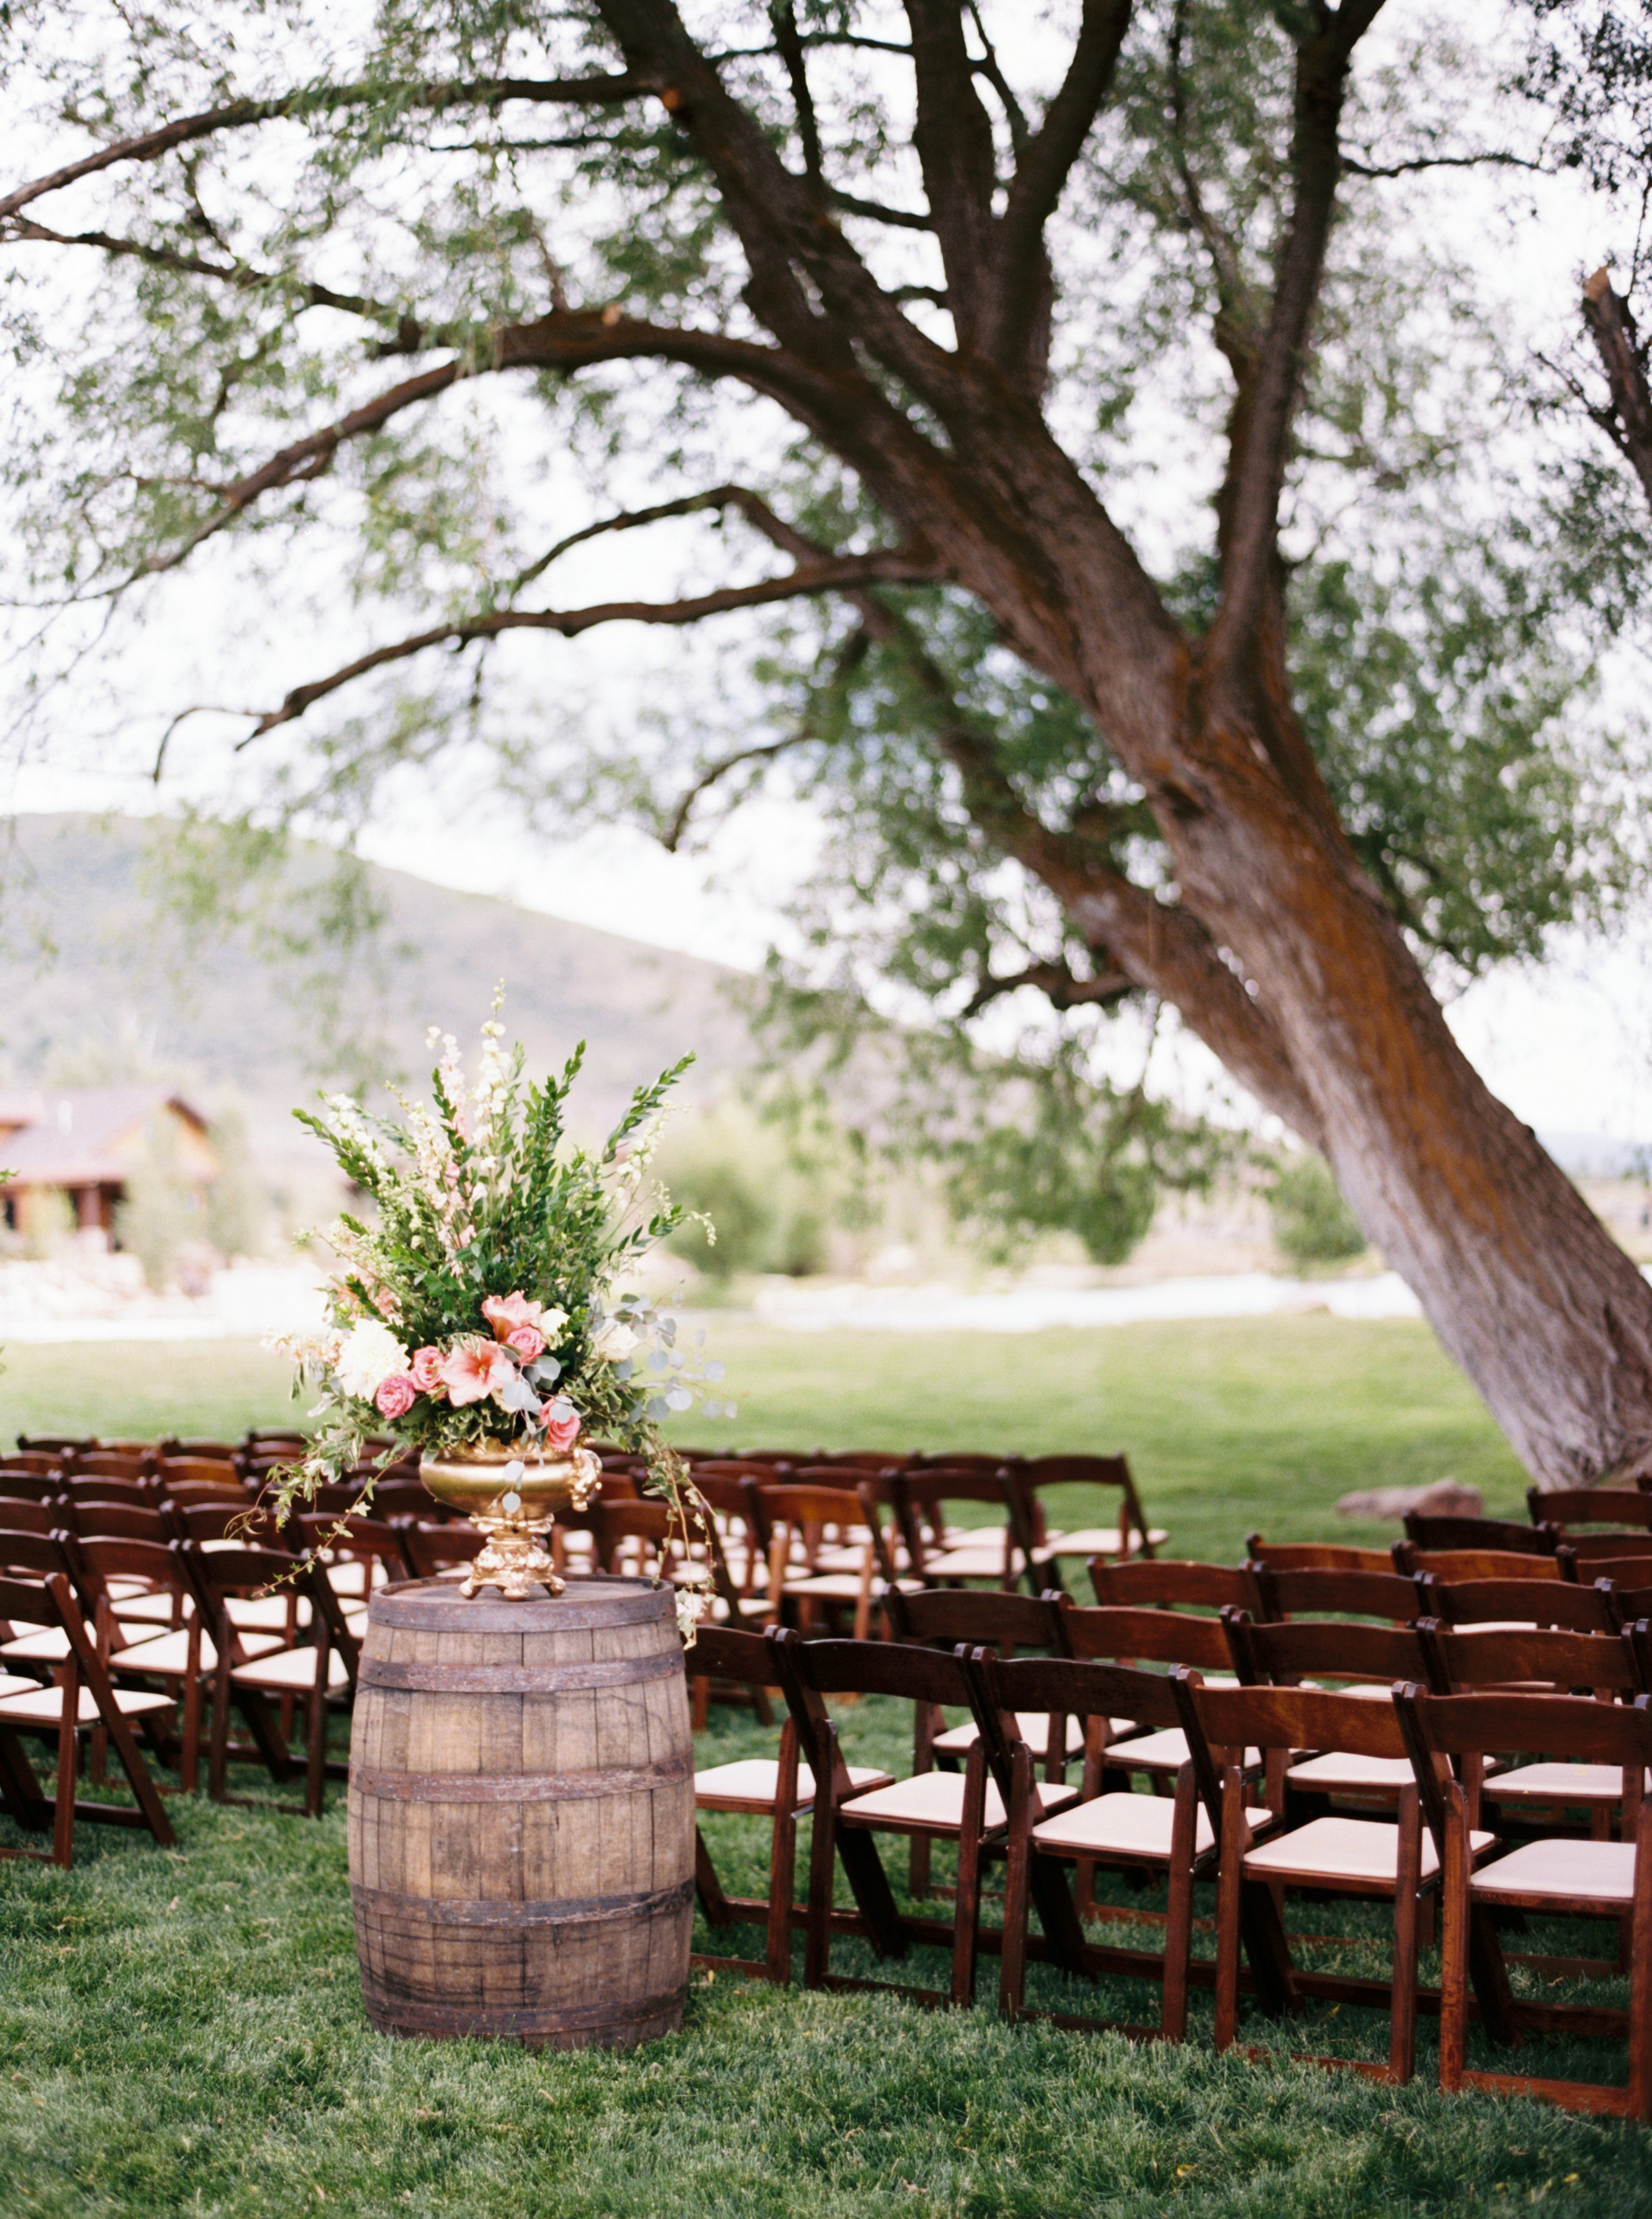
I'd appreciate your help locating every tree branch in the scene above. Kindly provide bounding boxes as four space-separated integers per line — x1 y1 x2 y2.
241 552 937 736
959 956 1135 1018
1206 0 1388 673
902 1 1002 348
772 4 825 201
1341 150 1546 180
989 0 1131 369
1581 266 1652 512
0 77 655 222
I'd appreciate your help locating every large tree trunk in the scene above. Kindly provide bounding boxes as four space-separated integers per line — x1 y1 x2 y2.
873 397 1652 1487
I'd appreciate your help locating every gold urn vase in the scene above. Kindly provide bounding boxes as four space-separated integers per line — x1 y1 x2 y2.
418 1442 603 1600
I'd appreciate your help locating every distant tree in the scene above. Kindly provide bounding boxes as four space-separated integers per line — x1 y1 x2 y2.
205 1103 268 1260
1269 1154 1367 1269
115 1116 198 1291
1 2 1650 1479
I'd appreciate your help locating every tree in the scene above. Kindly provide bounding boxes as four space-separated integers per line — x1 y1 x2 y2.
1 0 1649 1480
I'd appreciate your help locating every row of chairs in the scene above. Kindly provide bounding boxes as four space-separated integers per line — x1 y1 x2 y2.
689 1582 1652 2119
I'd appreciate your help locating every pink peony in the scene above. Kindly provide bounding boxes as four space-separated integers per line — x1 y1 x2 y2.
439 1341 515 1408
542 1399 582 1454
506 1324 546 1363
409 1346 445 1394
482 1291 541 1341
375 1374 416 1421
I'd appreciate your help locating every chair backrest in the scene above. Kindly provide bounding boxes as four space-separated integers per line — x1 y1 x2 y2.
677 1460 784 1485
0 1569 72 1636
0 1495 60 1537
65 1498 171 1545
888 1472 1019 1578
73 1450 151 1482
63 1475 154 1509
1417 1621 1644 1696
353 1480 430 1521
1403 1511 1557 1554
911 1451 1018 1474
967 1649 1184 1793
244 1429 309 1450
1394 1543 1561 1583
171 1501 288 1548
593 1499 679 1574
295 1513 413 1579
693 1474 759 1523
401 1521 484 1575
1558 1540 1652 1581
72 1533 186 1607
882 1585 1065 1655
163 1480 256 1512
786 1466 874 1493
802 1450 914 1472
1089 1558 1256 1613
1528 1486 1652 1532
1220 1606 1429 1689
686 1622 774 1684
1178 1674 1410 1763
1018 1454 1153 1554
1556 1528 1652 1562
770 1628 971 1709
1398 1683 1652 1776
0 1528 88 1611
181 1540 300 1600
1056 1599 1231 1671
158 1438 240 1460
1414 1573 1619 1634
155 1456 242 1492
752 1482 873 1536
1243 1536 1395 1573
1249 1563 1421 1622
0 1472 61 1503
15 1437 85 1458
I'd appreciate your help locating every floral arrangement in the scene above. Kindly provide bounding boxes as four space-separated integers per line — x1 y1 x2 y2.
266 998 730 1624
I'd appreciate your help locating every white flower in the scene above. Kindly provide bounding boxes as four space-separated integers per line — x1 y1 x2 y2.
335 1320 410 1400
590 1318 640 1362
537 1306 570 1339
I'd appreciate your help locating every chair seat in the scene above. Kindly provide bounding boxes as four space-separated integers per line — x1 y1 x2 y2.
1285 1752 1415 1793
694 1757 893 1813
841 1769 1076 1834
1033 1528 1169 1560
114 1626 285 1674
225 1595 311 1630
1107 1723 1254 1774
1470 1836 1637 1906
230 1645 351 1693
933 1712 1087 1760
0 1627 73 1662
781 1573 876 1600
324 1562 371 1596
110 1592 179 1626
1032 1789 1272 1862
1483 1762 1647 1807
0 1683 173 1726
1244 1814 1495 1887
920 1543 1016 1580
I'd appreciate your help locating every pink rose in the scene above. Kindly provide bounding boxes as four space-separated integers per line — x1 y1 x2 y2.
482 1292 541 1340
439 1341 515 1408
409 1346 445 1394
375 1374 416 1421
506 1324 546 1363
542 1399 582 1454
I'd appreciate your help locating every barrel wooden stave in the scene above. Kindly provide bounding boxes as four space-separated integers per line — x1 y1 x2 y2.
348 1577 692 2050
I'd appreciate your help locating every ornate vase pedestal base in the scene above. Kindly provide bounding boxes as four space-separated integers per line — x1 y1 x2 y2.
417 1443 602 1600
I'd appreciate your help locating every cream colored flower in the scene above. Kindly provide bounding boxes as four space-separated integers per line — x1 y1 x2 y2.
335 1320 411 1400
590 1318 640 1362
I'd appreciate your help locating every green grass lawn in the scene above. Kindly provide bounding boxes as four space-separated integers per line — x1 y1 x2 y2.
0 1321 1641 2217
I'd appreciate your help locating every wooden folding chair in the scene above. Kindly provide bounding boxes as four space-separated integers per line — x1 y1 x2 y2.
889 1472 1024 1591
1016 1454 1164 1587
5 1452 68 1478
1398 1684 1652 2117
0 1569 176 1865
770 1628 1082 2007
181 1543 350 1816
880 1585 1077 1899
399 1520 484 1580
1174 1675 1496 2084
73 1450 153 1484
691 1624 891 1986
967 1647 1291 2039
1414 1573 1619 1636
1394 1544 1562 1583
1222 1609 1433 1817
0 1474 64 1505
1528 1487 1652 1542
751 1483 885 1637
293 1511 414 1608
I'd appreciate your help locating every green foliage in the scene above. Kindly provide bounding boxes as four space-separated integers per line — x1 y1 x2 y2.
657 1103 834 1281
204 1102 268 1260
1269 1156 1369 1268
18 1181 75 1261
114 1114 200 1290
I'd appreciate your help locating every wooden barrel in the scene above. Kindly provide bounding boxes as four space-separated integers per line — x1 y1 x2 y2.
348 1573 693 2050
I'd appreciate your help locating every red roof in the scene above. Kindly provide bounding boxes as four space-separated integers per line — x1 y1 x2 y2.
0 1088 207 1188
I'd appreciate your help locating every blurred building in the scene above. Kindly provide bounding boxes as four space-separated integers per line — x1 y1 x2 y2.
0 1088 216 1243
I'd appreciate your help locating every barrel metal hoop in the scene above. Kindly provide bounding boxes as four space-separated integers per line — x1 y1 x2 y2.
357 1651 682 1694
370 1575 674 1633
350 1749 693 1802
350 1875 694 1929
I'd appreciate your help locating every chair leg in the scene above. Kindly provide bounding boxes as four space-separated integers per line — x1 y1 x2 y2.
1213 1764 1244 2052
1437 1781 1470 2095
997 1745 1034 2022
694 1828 733 1930
303 1674 328 1817
1388 1791 1422 2084
1162 1767 1198 2042
52 1663 78 1869
1628 1797 1652 2122
767 1800 798 1986
207 1653 233 1803
950 1749 987 2008
804 1780 838 1989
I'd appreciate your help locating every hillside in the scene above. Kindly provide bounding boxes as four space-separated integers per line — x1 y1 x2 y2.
0 814 760 1184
